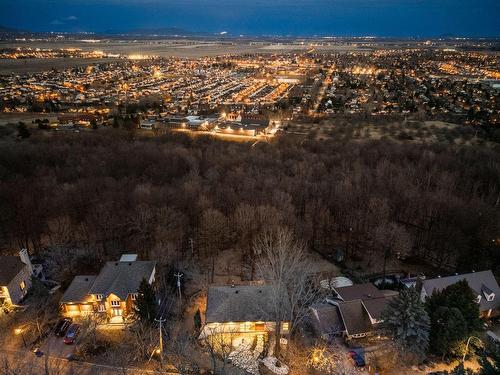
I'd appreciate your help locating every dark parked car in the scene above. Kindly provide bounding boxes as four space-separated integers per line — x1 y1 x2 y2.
54 318 72 337
348 351 366 367
63 324 80 345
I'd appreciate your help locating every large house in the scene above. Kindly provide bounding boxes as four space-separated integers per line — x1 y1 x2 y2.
60 254 156 322
312 283 398 340
0 249 33 306
200 285 290 349
418 270 500 318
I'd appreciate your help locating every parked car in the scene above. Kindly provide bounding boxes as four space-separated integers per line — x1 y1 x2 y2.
63 324 80 344
348 351 366 367
54 318 72 337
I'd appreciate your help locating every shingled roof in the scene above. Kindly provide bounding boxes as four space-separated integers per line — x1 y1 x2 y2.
337 300 372 336
0 256 26 285
87 260 156 300
60 275 97 303
362 296 395 321
333 283 384 301
422 270 500 312
205 285 289 323
310 304 345 337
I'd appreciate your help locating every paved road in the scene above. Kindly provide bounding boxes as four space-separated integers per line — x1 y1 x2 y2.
0 348 178 375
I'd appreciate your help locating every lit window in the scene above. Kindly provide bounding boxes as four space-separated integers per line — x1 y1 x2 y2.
96 294 103 301
111 300 120 307
240 322 253 332
131 293 138 301
282 322 289 331
19 281 26 291
98 304 106 312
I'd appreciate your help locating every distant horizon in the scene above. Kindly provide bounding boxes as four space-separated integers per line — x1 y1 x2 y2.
2 25 500 40
2 0 499 38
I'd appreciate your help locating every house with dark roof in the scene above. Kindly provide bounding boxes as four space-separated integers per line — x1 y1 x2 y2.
312 283 398 340
200 285 290 348
0 249 33 306
60 254 156 322
419 270 500 318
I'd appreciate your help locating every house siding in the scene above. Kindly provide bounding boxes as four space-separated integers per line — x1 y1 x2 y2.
5 266 31 305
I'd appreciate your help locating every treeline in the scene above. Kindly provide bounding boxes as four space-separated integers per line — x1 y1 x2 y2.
0 130 499 281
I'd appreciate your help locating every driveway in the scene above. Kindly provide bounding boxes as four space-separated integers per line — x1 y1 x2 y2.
40 334 76 359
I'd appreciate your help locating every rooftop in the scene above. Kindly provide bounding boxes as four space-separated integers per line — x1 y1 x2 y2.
205 284 289 324
422 270 500 312
310 304 345 337
0 255 26 285
88 260 156 300
60 275 97 303
333 283 384 302
337 300 372 336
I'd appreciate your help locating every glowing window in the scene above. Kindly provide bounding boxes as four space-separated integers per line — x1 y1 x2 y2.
240 322 253 331
255 323 265 331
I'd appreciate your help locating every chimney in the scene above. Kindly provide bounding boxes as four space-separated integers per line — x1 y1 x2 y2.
19 249 33 275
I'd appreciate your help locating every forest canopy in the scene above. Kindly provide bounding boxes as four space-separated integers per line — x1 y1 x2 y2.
0 130 499 279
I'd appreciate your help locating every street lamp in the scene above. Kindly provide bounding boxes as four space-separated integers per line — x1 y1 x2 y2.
14 327 27 348
462 336 482 363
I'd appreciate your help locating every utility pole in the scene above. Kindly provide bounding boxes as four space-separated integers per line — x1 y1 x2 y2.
174 272 183 300
189 237 194 256
154 316 166 364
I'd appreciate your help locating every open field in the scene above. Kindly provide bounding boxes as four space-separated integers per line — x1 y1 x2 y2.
0 112 58 124
1 38 496 75
0 57 121 75
285 119 500 148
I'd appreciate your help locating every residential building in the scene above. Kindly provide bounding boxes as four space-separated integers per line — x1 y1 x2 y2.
60 254 156 322
418 270 500 318
312 283 398 340
0 249 33 305
200 285 290 349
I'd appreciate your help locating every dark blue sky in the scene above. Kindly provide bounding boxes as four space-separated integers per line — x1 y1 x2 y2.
2 0 499 37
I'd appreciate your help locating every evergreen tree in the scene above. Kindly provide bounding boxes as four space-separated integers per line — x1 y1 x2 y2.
429 306 468 357
134 278 157 323
450 363 474 375
442 280 482 332
381 287 430 361
479 348 500 375
426 280 482 357
29 276 49 300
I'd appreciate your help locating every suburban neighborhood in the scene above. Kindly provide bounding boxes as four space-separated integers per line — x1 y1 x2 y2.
1 241 500 374
0 4 499 373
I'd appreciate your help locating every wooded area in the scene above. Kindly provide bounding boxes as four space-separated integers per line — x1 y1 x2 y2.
0 130 499 281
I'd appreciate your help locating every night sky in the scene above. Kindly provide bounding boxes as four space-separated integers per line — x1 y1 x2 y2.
2 0 499 37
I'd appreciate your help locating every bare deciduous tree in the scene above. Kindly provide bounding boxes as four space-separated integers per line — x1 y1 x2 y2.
255 227 321 360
